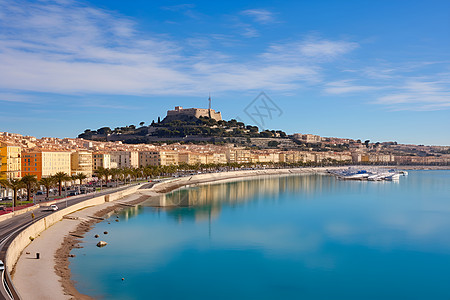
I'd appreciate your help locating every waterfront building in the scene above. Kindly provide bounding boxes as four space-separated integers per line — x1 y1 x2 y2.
314 152 352 163
139 151 179 166
0 142 21 180
279 151 304 163
93 152 112 170
21 151 71 180
368 154 395 163
178 152 207 165
206 153 227 164
71 151 93 177
110 151 138 168
351 153 370 163
225 148 251 164
251 152 280 163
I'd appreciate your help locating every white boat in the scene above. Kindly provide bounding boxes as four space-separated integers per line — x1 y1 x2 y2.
385 173 401 181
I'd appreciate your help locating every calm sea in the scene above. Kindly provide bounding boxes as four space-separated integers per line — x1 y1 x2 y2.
70 170 450 300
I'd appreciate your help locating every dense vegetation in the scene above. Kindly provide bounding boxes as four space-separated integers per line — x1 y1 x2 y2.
78 116 287 140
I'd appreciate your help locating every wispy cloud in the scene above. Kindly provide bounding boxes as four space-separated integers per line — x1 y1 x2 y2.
324 80 380 94
160 3 200 20
0 0 356 98
375 77 450 111
261 38 359 63
0 92 36 103
161 3 196 12
241 8 276 24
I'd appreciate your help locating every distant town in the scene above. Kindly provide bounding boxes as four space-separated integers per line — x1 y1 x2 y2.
1 105 449 188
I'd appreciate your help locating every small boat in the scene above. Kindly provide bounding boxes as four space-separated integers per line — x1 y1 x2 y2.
385 173 400 181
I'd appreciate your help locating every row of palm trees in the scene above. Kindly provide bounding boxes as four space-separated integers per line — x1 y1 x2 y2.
93 159 351 185
0 172 88 208
1 159 350 208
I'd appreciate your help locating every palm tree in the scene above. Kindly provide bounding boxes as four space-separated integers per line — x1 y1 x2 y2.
52 172 71 196
94 167 107 190
103 168 111 185
74 173 87 193
94 167 112 188
39 177 55 198
0 178 24 208
75 173 87 185
109 168 121 187
122 167 132 183
130 168 141 182
20 174 38 202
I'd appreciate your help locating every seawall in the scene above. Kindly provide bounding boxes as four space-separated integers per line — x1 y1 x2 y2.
5 184 142 274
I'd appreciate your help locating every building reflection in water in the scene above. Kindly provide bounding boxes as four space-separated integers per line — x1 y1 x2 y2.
104 205 143 221
140 174 336 224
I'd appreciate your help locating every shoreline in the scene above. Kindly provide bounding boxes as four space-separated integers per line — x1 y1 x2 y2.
55 195 150 300
11 166 450 299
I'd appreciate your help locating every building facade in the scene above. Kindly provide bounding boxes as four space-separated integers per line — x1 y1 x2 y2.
293 133 322 144
93 152 112 170
0 142 21 180
71 151 93 177
110 151 139 169
165 106 222 122
22 151 71 180
139 151 179 166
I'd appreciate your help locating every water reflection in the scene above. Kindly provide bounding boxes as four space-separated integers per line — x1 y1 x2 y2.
148 174 331 221
104 205 143 221
71 171 450 300
160 174 331 205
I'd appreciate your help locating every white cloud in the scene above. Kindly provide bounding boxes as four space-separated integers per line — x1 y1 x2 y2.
0 93 35 103
261 39 359 63
375 77 450 111
324 80 380 94
241 9 276 24
0 0 356 98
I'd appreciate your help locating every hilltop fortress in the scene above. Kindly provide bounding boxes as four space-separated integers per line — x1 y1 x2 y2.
164 106 223 122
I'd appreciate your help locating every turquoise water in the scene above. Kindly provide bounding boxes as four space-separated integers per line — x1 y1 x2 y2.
70 171 450 299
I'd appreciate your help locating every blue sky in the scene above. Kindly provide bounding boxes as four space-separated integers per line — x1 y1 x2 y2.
0 0 449 145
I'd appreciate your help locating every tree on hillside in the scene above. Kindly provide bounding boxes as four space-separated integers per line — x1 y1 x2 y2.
97 127 112 135
139 121 145 127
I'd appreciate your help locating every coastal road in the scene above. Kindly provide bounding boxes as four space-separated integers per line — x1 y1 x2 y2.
0 184 140 300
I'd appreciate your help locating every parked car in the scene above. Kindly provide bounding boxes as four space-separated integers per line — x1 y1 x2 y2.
0 206 5 211
36 191 44 195
50 205 58 211
68 191 79 196
2 196 12 201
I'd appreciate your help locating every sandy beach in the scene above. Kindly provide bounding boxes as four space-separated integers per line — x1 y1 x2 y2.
10 166 449 299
